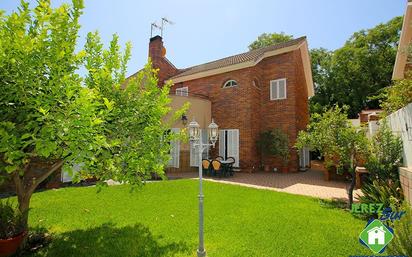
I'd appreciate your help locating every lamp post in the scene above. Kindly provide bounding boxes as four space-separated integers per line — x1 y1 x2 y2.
188 118 218 257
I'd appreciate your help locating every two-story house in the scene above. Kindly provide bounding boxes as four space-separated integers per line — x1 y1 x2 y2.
130 35 314 173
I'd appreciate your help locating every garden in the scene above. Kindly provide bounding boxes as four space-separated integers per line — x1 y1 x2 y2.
1 1 411 257
6 180 373 257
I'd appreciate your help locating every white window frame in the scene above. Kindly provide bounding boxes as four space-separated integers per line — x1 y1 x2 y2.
270 78 287 100
222 80 238 88
176 87 189 96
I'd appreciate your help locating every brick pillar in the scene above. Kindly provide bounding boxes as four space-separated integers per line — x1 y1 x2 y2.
148 35 164 70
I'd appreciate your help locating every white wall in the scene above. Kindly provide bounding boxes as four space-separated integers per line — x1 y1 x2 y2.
386 103 412 167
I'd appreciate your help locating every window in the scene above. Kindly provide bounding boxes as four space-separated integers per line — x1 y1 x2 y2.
270 78 287 100
222 80 238 88
176 87 188 96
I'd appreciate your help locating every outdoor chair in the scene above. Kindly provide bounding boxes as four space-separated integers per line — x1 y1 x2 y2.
211 160 224 177
215 156 224 161
202 159 211 176
226 157 235 176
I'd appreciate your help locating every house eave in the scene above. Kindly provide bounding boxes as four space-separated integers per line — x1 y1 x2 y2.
170 40 314 98
392 0 412 80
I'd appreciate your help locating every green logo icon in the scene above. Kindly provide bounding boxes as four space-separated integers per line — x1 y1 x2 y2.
359 219 394 253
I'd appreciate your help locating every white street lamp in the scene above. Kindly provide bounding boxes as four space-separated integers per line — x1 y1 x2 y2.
188 118 219 257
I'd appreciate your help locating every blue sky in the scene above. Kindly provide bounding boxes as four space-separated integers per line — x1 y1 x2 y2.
1 0 406 76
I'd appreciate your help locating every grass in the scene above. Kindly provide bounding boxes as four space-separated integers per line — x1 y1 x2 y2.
24 179 370 257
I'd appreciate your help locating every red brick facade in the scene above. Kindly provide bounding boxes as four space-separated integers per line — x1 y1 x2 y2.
148 36 311 173
148 36 178 86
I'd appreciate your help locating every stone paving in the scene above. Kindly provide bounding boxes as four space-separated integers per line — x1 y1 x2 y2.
167 169 362 200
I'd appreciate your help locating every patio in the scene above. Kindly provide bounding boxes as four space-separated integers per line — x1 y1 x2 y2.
167 168 362 200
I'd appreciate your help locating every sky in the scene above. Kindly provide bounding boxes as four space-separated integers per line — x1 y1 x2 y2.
1 0 406 77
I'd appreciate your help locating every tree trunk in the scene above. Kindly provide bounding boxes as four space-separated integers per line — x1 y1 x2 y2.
17 193 31 231
347 153 356 209
12 159 64 231
347 173 356 209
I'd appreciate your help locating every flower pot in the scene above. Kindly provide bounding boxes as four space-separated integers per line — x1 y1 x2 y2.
0 231 26 257
281 166 289 173
263 165 271 172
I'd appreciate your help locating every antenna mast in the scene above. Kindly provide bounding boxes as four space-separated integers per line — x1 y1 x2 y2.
151 22 161 38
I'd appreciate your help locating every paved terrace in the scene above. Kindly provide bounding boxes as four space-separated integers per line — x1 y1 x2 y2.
167 169 362 200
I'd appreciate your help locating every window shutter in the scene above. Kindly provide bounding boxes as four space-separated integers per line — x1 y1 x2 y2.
190 129 208 167
168 128 180 168
278 79 286 99
227 129 239 167
190 141 198 167
219 130 225 158
201 129 209 160
270 81 278 100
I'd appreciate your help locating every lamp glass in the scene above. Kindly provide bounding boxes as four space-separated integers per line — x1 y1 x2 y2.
208 119 219 144
188 119 200 141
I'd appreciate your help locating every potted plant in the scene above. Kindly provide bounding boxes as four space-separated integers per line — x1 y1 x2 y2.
257 129 289 172
0 200 26 257
257 130 274 172
272 129 289 173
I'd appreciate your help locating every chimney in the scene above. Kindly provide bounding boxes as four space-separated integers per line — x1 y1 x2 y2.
148 35 166 69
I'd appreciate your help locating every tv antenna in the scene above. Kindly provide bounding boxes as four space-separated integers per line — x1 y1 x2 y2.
161 17 174 37
151 22 161 37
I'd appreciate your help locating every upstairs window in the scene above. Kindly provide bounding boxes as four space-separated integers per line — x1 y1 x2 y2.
222 80 238 88
270 78 287 100
176 87 188 96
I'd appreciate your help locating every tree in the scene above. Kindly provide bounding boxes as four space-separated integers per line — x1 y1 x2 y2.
357 122 403 207
308 48 334 114
0 0 183 230
310 17 403 117
248 32 293 50
295 106 368 207
379 71 412 114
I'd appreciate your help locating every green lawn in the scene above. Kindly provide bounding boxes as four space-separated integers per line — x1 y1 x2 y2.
26 179 370 257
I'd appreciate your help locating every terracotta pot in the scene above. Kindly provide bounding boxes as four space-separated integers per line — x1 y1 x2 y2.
0 231 26 257
281 166 288 173
263 165 271 172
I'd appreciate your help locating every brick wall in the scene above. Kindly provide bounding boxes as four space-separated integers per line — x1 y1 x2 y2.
400 167 412 205
168 49 309 173
257 51 303 172
148 36 178 86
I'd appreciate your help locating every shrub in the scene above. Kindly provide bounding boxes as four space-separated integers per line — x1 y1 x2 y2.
356 179 403 209
365 122 403 182
256 129 289 164
380 72 412 114
0 200 25 239
360 122 403 207
387 203 412 256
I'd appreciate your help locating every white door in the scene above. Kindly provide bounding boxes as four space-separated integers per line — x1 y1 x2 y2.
190 129 209 167
219 129 239 167
168 128 180 168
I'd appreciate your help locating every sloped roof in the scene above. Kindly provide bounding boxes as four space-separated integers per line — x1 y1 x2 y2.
171 36 306 80
393 0 412 79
